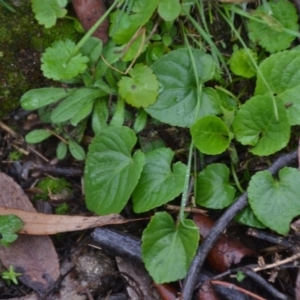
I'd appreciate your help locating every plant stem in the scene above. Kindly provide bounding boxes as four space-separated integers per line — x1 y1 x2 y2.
0 0 16 12
218 6 279 121
231 162 244 193
73 0 120 55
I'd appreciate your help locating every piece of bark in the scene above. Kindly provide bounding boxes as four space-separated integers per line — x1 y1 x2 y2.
296 268 300 300
116 256 162 300
91 227 142 262
193 214 256 273
0 172 59 296
72 0 109 43
197 280 220 300
153 283 179 300
0 206 127 235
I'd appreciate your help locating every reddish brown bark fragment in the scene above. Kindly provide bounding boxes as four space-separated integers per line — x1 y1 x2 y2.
193 214 256 272
72 0 109 43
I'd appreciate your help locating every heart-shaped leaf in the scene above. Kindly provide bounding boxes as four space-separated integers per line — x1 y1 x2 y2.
142 212 199 283
158 0 181 22
132 148 187 213
84 126 145 215
248 167 300 234
233 95 290 155
255 50 300 125
145 48 216 127
235 206 266 229
196 163 236 209
191 116 231 155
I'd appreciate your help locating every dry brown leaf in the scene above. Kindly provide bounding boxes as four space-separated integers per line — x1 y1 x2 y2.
0 172 59 296
0 206 127 235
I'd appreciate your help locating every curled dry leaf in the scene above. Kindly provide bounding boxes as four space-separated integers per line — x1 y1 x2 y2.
0 206 127 235
193 213 256 272
0 172 59 296
72 0 109 43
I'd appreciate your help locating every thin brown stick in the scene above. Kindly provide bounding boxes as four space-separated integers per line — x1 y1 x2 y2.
210 280 267 300
253 252 300 272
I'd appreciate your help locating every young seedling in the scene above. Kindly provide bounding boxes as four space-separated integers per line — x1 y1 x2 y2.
1 266 22 285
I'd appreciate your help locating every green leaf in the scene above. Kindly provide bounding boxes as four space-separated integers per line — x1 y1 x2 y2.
21 88 74 110
109 0 159 44
68 140 85 160
131 0 160 25
121 35 148 62
70 100 94 126
142 212 199 283
56 141 68 160
248 0 298 53
158 0 181 22
0 215 23 247
118 64 159 108
51 88 105 124
233 95 290 156
248 167 300 234
145 48 216 127
92 99 109 134
133 148 187 213
133 109 147 133
229 48 257 78
191 116 231 155
41 39 89 81
235 206 266 229
25 129 52 144
198 88 222 118
84 126 145 215
31 0 67 28
81 37 103 64
109 10 138 44
195 163 236 209
255 50 300 125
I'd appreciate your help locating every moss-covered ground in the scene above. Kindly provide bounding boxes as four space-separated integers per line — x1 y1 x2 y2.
0 1 82 119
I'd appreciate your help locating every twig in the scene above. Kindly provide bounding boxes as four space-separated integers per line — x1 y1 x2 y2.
253 252 300 272
243 269 289 300
180 150 298 300
210 280 267 300
247 228 294 249
0 121 19 138
165 204 207 215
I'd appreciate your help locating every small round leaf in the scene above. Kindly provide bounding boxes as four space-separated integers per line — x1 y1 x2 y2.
191 116 231 155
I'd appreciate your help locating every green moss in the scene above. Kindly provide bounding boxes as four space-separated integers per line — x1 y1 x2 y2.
0 1 82 119
35 177 72 201
55 203 70 215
